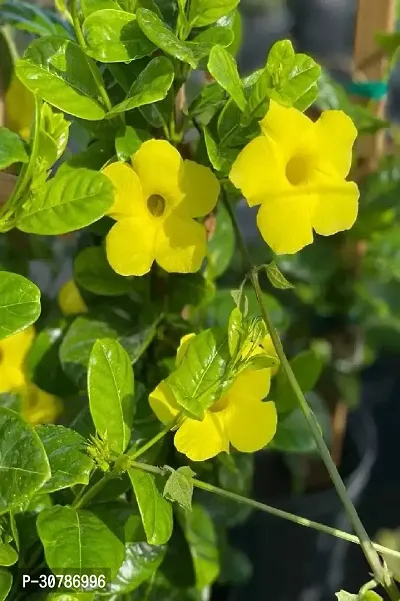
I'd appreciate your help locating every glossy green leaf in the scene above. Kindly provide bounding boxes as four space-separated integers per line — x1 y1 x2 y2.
335 593 358 601
189 81 226 119
180 504 219 588
83 9 155 63
108 514 166 594
136 8 196 68
208 46 246 110
37 505 125 578
0 128 28 170
166 328 231 419
0 544 17 567
115 125 150 161
205 202 235 279
266 261 294 290
81 0 123 17
128 469 173 545
190 24 234 60
88 338 135 453
0 272 40 340
37 103 70 170
74 246 132 296
203 127 236 172
189 0 239 27
275 349 323 413
163 466 195 511
60 312 157 388
0 408 50 514
227 306 242 358
36 425 94 492
0 569 12 601
270 407 316 453
107 57 175 116
0 0 69 37
16 168 114 235
16 38 107 120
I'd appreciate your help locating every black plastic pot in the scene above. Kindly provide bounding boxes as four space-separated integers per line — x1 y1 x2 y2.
228 409 377 601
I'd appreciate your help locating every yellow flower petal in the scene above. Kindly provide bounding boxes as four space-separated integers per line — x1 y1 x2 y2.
256 193 315 254
5 75 35 140
259 101 313 159
229 367 272 402
0 326 35 369
314 110 357 178
176 333 196 367
21 382 62 425
0 364 25 394
106 217 156 276
178 160 220 217
224 398 277 453
312 178 359 236
174 412 228 461
132 140 182 203
155 214 206 273
102 162 143 220
229 135 285 206
149 380 180 424
58 280 87 316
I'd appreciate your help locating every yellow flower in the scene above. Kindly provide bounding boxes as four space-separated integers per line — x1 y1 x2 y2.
102 140 220 276
5 75 35 140
58 280 88 316
0 326 61 425
149 334 277 461
229 101 359 255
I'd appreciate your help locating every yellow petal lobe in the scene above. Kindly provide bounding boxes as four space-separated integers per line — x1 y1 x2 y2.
106 217 156 276
174 412 229 461
155 214 206 273
224 398 277 453
102 162 143 220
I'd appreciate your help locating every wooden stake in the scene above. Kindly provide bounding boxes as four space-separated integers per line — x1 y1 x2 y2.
353 0 396 171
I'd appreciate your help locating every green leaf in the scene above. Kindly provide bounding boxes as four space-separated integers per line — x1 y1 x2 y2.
108 514 166 594
0 128 28 170
81 0 123 18
275 349 323 413
227 306 242 358
265 261 294 290
189 81 226 119
16 168 114 235
270 407 316 453
60 312 157 388
36 425 94 492
136 8 196 68
88 338 135 453
336 593 358 601
0 0 69 37
189 24 234 60
165 328 231 419
74 246 132 296
115 125 150 161
205 202 235 278
0 272 41 340
107 57 175 116
0 569 12 601
189 0 239 27
265 40 321 109
163 466 195 511
83 9 155 63
208 46 246 110
0 544 17 567
203 127 236 172
0 407 50 514
16 37 107 120
37 505 125 578
179 504 219 589
128 469 173 545
37 103 70 170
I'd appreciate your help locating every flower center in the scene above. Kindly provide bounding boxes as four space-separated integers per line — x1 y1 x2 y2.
285 155 311 186
147 194 166 217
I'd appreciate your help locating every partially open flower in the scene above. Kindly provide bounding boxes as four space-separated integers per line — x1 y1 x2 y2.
103 140 220 276
230 101 359 255
149 334 277 461
58 280 87 316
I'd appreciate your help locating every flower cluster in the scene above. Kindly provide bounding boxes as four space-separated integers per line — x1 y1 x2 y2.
150 333 278 461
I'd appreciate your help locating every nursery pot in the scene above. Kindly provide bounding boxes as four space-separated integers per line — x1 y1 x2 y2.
227 408 377 601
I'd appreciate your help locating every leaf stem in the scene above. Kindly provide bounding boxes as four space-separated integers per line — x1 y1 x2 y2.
127 416 180 461
70 0 112 113
130 460 400 564
72 472 112 509
220 190 398 597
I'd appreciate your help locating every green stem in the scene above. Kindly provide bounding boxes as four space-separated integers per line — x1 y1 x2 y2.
130 461 400 564
70 0 112 113
72 473 112 509
127 416 179 461
221 191 398 598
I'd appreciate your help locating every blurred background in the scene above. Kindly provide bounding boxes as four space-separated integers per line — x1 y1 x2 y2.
5 1 400 600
